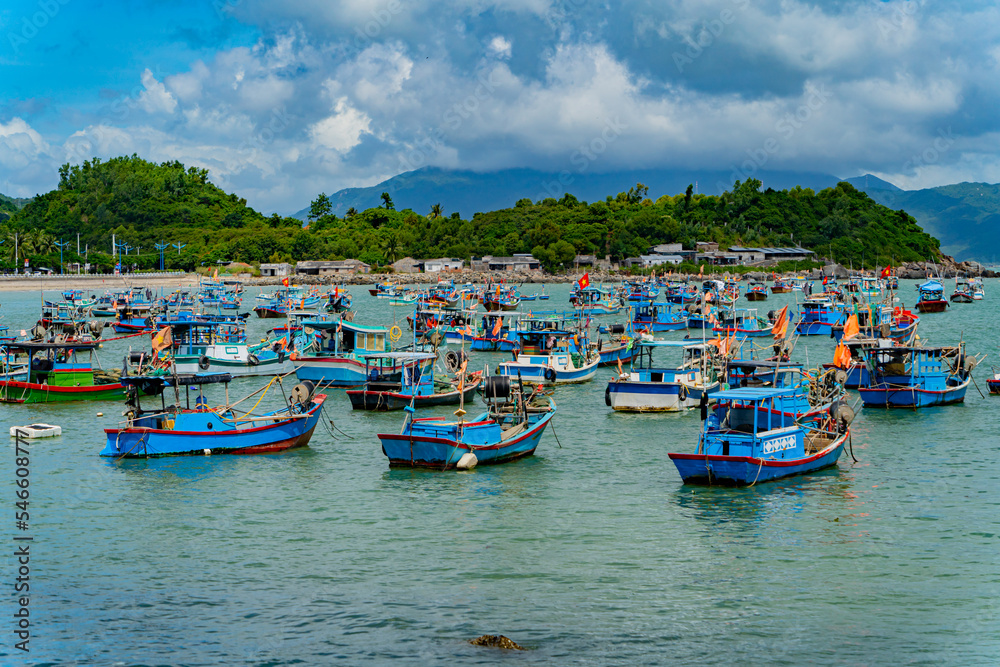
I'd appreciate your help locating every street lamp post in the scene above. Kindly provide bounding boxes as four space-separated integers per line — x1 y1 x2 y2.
54 240 71 274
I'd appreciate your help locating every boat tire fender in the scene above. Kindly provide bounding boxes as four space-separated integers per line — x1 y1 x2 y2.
544 367 556 382
604 385 611 407
198 355 211 371
247 353 259 366
678 385 688 402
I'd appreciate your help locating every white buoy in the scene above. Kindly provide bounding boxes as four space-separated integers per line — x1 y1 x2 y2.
10 424 62 439
203 449 212 456
456 453 478 470
96 412 104 417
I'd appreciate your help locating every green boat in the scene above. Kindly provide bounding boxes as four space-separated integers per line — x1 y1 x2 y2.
0 341 128 404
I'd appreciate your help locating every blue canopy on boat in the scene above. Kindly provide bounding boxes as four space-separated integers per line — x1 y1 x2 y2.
713 386 800 401
918 280 943 291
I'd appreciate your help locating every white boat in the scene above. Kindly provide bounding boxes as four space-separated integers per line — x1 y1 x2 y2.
605 340 721 412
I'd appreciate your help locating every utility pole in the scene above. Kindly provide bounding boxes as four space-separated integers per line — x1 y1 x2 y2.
54 240 71 274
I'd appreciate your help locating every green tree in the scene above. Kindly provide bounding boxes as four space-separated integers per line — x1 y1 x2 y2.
429 203 443 219
380 192 394 210
308 193 332 221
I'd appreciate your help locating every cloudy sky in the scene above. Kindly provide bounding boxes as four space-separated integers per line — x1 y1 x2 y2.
2 0 999 214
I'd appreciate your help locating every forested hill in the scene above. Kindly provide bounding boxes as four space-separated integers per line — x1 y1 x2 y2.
0 192 28 223
1 156 940 272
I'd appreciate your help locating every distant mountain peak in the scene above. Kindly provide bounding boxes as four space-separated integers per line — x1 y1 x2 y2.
845 174 902 192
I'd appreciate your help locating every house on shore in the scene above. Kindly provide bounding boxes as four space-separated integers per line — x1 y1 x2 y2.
295 259 371 276
260 262 293 277
625 254 685 268
471 254 542 272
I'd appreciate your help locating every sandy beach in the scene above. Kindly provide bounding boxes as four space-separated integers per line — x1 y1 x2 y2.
0 273 201 293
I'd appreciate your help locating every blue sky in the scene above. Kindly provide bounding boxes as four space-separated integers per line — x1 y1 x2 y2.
2 0 999 214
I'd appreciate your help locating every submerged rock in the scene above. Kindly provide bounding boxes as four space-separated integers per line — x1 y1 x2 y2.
469 634 526 650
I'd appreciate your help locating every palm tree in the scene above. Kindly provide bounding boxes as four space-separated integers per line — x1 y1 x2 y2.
381 231 400 263
346 207 358 220
429 203 443 219
27 230 56 256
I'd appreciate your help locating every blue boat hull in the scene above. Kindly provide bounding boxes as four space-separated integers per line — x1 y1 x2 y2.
857 381 968 407
101 397 325 457
378 412 553 468
669 436 846 486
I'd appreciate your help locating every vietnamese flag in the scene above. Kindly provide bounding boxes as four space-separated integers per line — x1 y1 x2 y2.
881 265 892 279
578 272 590 290
282 277 290 287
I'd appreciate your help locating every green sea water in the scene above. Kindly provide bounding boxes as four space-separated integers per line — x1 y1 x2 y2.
1 280 998 665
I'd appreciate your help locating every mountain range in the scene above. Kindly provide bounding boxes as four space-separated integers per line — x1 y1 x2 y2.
295 167 998 261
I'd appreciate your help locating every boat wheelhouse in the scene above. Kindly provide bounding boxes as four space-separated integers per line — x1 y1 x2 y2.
497 329 599 384
916 280 948 313
605 340 721 412
346 351 480 411
856 343 974 408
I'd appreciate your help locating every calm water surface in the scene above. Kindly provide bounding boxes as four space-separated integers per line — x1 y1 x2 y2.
2 280 999 665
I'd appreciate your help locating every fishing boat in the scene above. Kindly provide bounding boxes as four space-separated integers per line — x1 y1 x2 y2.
443 312 520 352
100 374 325 458
170 320 295 377
916 280 948 313
291 319 401 387
605 340 721 412
346 351 481 411
0 341 128 403
632 303 687 332
856 343 975 408
569 287 622 315
770 277 793 294
795 297 845 335
712 308 772 338
497 329 599 384
375 375 556 469
970 277 986 300
668 385 852 486
987 367 1000 394
950 276 974 303
745 282 769 301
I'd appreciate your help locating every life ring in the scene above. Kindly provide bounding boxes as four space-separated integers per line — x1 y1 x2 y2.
198 355 211 371
678 385 688 402
544 367 556 382
389 325 402 342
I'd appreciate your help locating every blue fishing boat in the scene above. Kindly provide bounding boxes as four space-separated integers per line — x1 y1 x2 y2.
712 308 772 338
292 318 401 387
101 373 325 458
915 279 948 313
498 329 600 384
376 376 556 469
795 297 845 335
346 351 481 411
668 385 852 486
605 340 720 412
633 303 687 332
856 343 974 408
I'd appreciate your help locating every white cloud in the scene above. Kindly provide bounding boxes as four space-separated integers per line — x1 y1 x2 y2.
137 69 178 115
309 98 372 152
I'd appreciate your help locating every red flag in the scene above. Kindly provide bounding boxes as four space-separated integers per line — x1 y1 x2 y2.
281 277 290 287
822 276 828 285
880 265 891 279
578 272 590 290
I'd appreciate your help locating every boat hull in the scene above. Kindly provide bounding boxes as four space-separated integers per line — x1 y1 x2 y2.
347 383 478 411
916 300 948 313
377 412 553 468
101 397 325 457
607 380 718 412
857 380 969 407
0 380 125 404
669 435 846 486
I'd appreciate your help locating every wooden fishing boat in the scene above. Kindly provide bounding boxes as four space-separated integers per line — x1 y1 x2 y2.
376 375 556 469
632 303 687 331
916 280 948 313
498 330 599 384
292 319 401 387
950 276 974 303
0 341 127 403
856 343 975 408
795 297 845 335
100 374 325 458
346 351 481 411
668 385 853 486
605 340 721 412
987 367 1000 394
745 282 769 301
